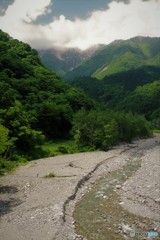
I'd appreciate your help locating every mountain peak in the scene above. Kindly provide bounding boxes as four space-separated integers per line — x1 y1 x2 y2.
38 44 105 76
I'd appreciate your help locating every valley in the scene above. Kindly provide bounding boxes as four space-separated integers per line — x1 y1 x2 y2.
1 30 158 175
0 1 160 240
0 134 159 240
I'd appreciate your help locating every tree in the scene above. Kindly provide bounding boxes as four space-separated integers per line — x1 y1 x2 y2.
0 124 15 168
0 124 9 155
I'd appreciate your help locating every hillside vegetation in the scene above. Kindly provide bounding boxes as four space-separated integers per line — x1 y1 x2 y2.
0 30 152 174
68 38 160 128
64 36 160 81
71 67 160 128
38 45 104 77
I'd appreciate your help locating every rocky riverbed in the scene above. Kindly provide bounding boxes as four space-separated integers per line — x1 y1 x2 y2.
0 134 159 240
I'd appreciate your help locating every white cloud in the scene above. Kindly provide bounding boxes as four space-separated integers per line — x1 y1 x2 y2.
0 0 160 50
0 0 52 39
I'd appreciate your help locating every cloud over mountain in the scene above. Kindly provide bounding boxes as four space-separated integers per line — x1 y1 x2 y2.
0 0 159 50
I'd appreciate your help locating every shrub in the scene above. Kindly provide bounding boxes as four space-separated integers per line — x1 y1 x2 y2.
57 146 68 154
44 172 56 178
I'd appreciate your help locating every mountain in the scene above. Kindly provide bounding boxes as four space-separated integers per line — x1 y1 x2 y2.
38 44 105 77
72 64 160 100
0 29 95 159
0 30 154 173
63 36 160 81
119 80 160 123
71 65 160 128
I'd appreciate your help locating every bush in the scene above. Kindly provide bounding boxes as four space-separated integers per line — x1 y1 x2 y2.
57 146 68 154
72 109 151 150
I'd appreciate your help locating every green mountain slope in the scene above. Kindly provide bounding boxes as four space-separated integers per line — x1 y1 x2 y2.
38 45 104 77
71 65 160 123
0 30 95 160
0 30 153 173
38 48 85 77
64 36 160 81
119 81 160 121
72 66 160 101
38 49 67 76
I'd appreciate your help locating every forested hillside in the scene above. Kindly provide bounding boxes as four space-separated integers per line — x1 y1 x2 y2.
71 66 160 128
64 36 160 81
0 30 152 174
38 45 104 77
0 30 95 173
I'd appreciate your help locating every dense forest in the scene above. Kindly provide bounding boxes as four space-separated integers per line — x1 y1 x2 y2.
0 30 153 174
71 67 160 128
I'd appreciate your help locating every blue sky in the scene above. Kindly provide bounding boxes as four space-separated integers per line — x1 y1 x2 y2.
0 0 128 20
0 0 159 50
36 0 110 23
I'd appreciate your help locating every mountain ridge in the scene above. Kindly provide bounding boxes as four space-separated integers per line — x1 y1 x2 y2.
63 36 160 81
38 44 105 77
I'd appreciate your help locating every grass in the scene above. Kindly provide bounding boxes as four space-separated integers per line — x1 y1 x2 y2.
0 139 95 176
152 129 160 133
42 139 77 156
44 172 56 178
42 139 95 157
0 158 28 176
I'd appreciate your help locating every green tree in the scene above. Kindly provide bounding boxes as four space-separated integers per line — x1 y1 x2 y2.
0 124 15 169
0 124 9 155
102 120 119 150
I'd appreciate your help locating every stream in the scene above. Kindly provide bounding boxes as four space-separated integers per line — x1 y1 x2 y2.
73 151 158 240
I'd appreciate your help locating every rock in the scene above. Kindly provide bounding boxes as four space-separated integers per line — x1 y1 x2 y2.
116 185 121 189
155 198 160 203
101 214 107 219
117 224 122 230
122 224 135 235
130 232 135 237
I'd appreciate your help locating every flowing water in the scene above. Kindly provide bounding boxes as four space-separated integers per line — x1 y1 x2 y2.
73 152 156 240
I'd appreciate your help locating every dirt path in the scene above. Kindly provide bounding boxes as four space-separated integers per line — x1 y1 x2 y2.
0 134 159 240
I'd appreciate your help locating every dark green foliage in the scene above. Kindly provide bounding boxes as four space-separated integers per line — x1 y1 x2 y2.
103 66 160 91
72 109 151 150
57 146 68 154
0 30 95 173
119 81 160 128
0 124 10 155
0 30 154 174
71 67 160 125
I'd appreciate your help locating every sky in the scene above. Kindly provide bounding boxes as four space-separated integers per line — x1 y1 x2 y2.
0 0 160 50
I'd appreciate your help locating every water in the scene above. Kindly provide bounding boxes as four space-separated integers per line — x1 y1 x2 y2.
73 153 155 240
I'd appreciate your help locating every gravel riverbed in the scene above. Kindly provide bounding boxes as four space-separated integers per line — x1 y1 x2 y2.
0 134 159 240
